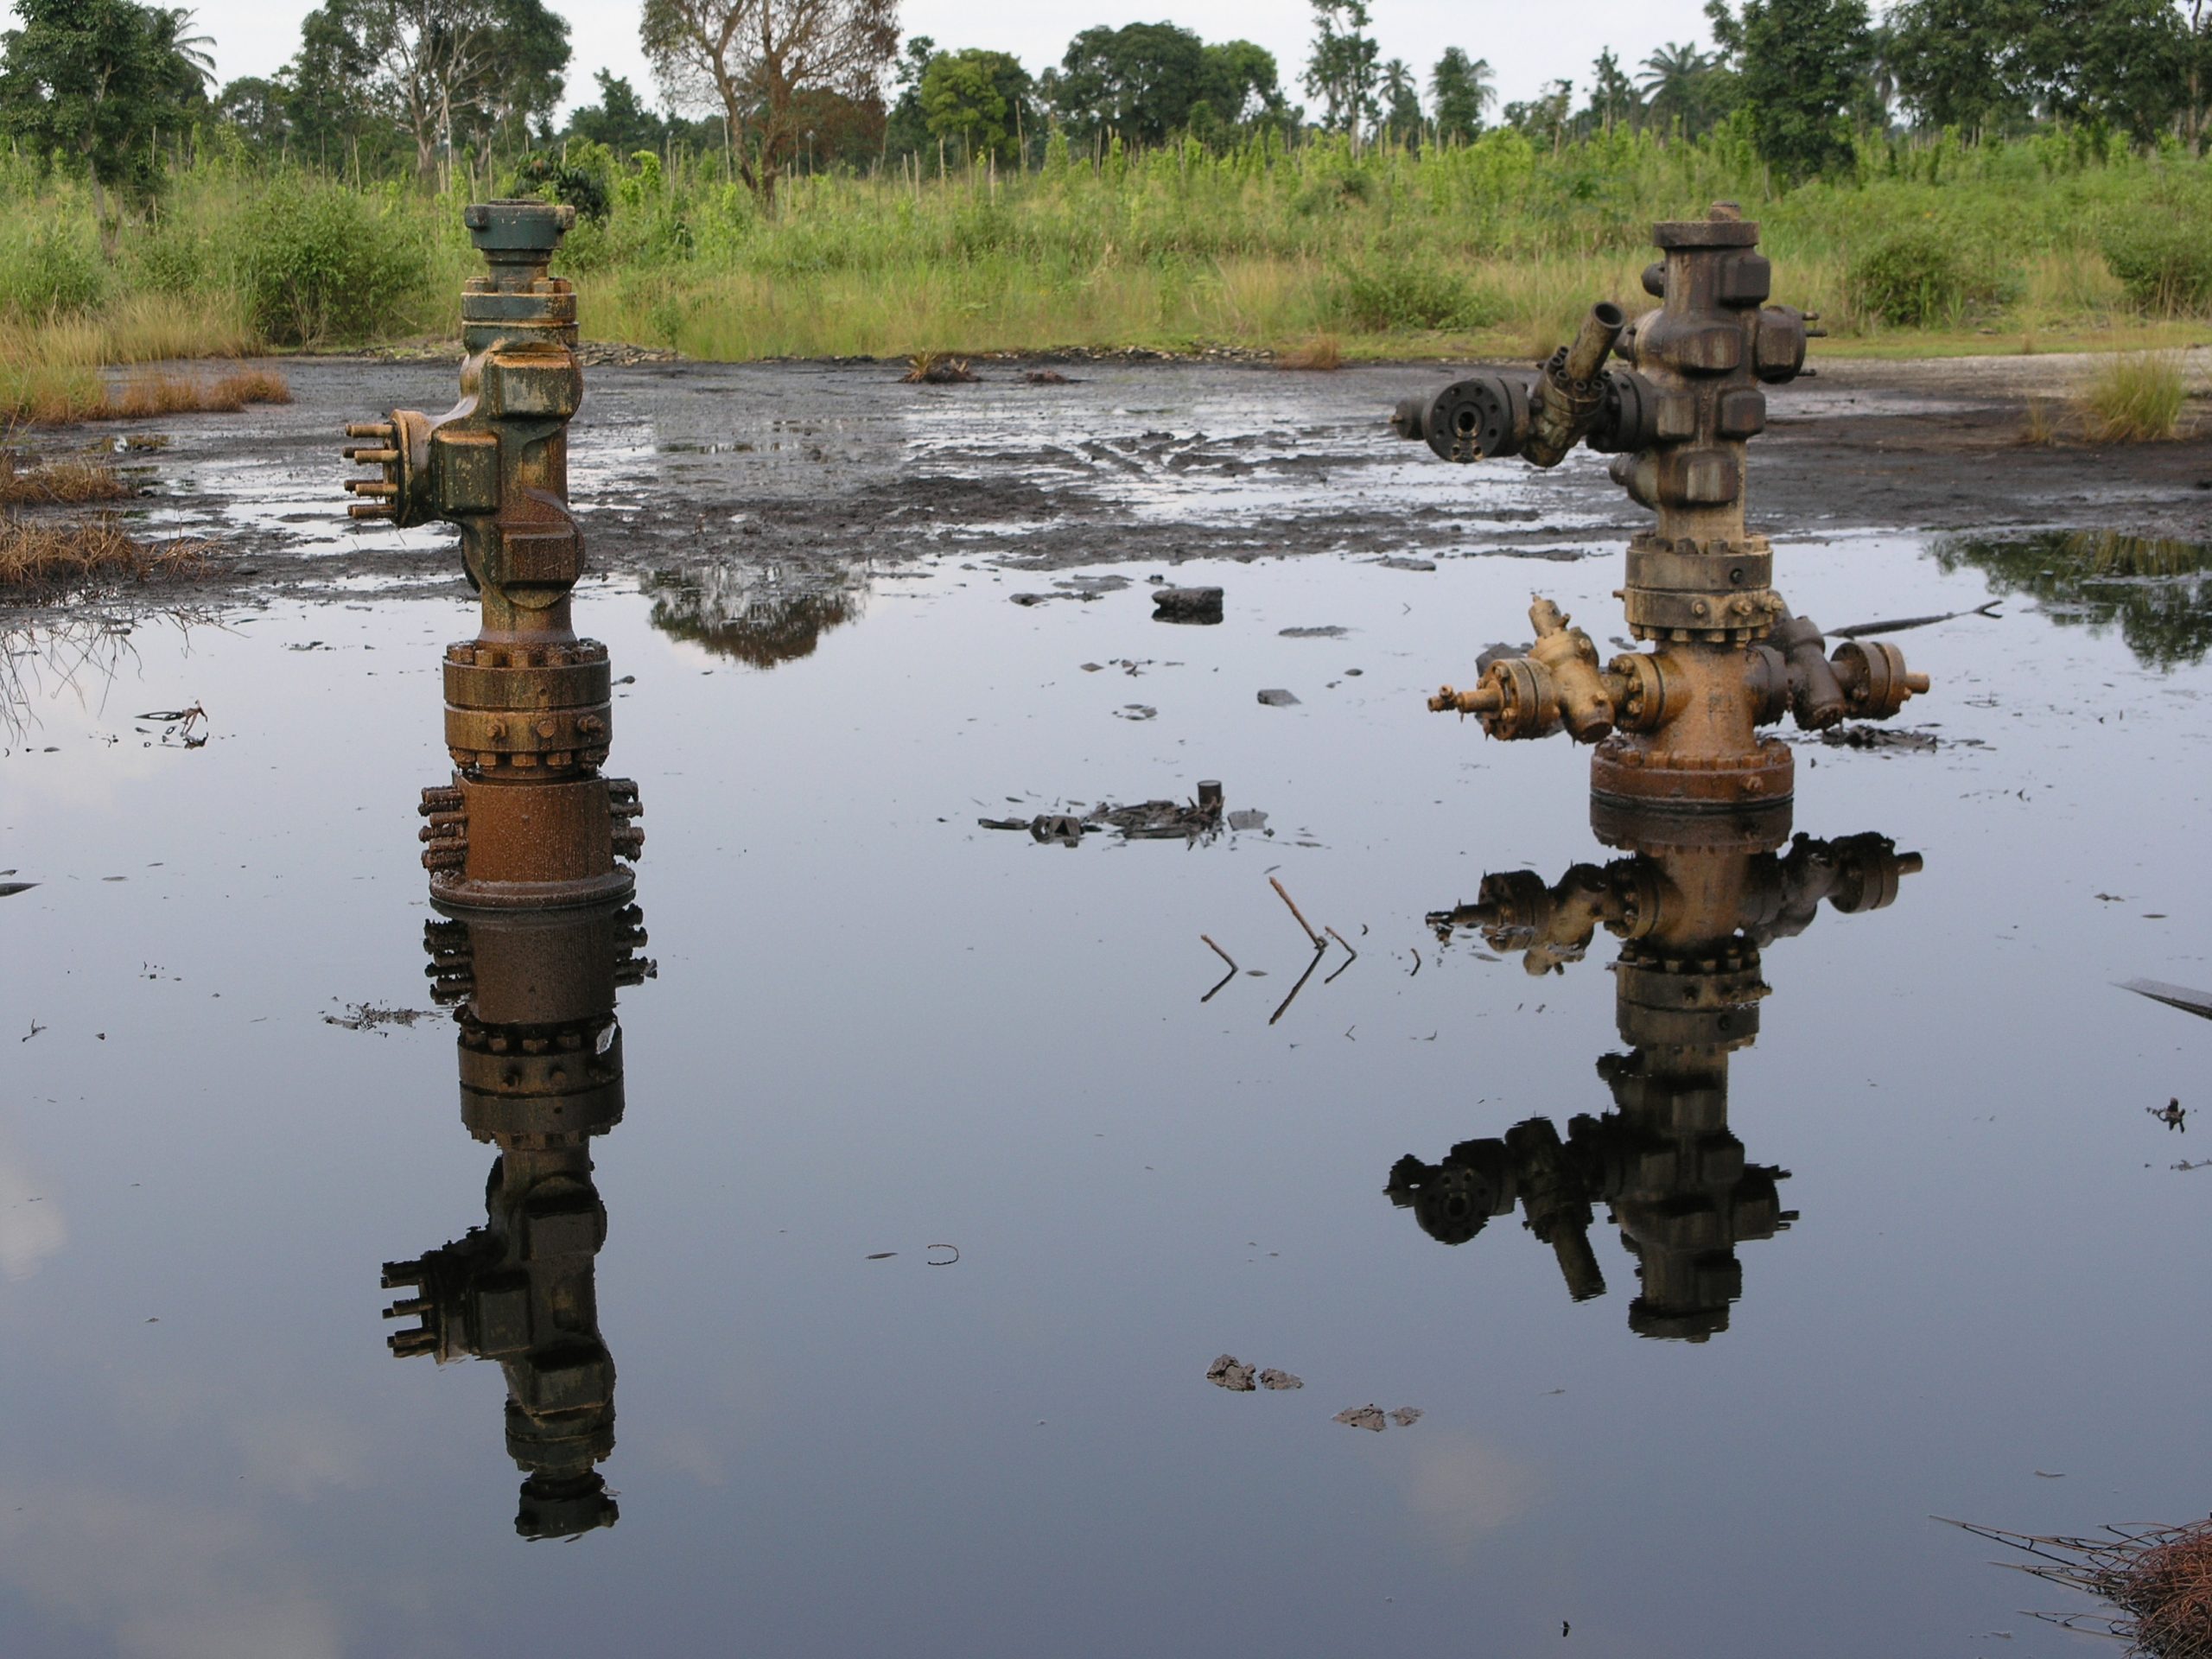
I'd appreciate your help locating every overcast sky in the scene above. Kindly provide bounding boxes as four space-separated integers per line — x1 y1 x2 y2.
22 1 1732 119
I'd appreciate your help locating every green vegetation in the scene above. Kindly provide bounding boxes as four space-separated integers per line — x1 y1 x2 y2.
1933 530 2212 667
7 125 2212 381
2082 350 2190 437
3 0 2212 380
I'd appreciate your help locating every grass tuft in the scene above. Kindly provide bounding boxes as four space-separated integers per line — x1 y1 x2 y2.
0 453 127 505
6 365 290 427
0 518 213 592
1277 334 1344 371
2080 351 2189 442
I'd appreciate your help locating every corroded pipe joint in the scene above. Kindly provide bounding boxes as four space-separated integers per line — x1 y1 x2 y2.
1770 607 1847 730
1830 639 1926 721
1525 302 1627 468
1525 604 1617 744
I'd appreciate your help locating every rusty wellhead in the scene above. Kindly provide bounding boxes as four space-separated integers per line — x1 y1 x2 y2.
1391 202 1931 812
341 200 642 906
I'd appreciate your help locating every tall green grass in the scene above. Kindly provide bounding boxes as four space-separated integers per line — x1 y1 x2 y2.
3 121 2212 373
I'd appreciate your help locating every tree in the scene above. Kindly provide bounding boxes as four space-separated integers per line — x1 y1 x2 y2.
919 48 1033 161
1503 79 1574 154
1377 57 1421 142
1198 41 1287 132
1586 47 1639 133
0 0 211 249
1637 41 1717 135
567 69 669 154
884 33 935 156
1706 0 1873 180
1045 22 1206 145
1304 0 1379 146
641 0 897 205
218 74 290 149
2020 0 2188 141
1430 47 1493 142
1885 0 2023 132
296 0 568 181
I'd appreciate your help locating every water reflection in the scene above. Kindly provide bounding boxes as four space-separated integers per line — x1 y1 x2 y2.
1931 531 2212 669
380 901 655 1537
1396 810 1921 1341
644 557 868 668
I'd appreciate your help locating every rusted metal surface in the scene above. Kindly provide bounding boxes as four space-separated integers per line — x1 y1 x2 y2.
1398 204 1932 808
1398 808 1920 1340
382 899 655 1538
343 200 642 906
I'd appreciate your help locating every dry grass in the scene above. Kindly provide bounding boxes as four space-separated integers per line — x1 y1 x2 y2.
0 453 127 505
1952 1516 2212 1656
1277 334 1344 371
0 516 212 593
2080 351 2190 442
2020 397 2061 445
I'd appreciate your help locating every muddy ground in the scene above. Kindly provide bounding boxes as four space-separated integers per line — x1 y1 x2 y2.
23 349 2212 610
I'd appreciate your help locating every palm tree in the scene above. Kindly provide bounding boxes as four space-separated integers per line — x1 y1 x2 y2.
1378 56 1422 142
154 8 218 94
1430 47 1494 143
1637 41 1709 136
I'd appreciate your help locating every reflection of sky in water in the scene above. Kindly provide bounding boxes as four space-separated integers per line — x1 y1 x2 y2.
5 537 2210 1655
130 364 1621 568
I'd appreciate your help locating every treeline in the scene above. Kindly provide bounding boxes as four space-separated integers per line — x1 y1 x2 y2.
8 0 2212 237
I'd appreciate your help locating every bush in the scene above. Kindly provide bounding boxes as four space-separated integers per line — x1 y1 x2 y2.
243 184 429 347
2080 352 2187 442
1847 226 1966 327
1332 260 1499 331
2101 216 2212 314
0 224 109 319
136 231 207 296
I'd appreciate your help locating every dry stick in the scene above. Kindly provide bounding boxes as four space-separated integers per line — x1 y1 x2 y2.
1320 926 1359 985
1409 946 1422 978
1268 948 1327 1027
1269 877 1325 951
1201 934 1238 972
1201 964 1238 1005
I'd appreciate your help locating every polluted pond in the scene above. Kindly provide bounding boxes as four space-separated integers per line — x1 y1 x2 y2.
3 211 2212 1659
10 524 2210 1655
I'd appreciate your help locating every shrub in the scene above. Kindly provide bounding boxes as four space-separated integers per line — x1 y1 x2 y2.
1847 226 1966 327
136 231 207 296
2080 352 2187 442
242 185 429 347
1332 260 1499 331
2101 215 2212 314
0 224 109 319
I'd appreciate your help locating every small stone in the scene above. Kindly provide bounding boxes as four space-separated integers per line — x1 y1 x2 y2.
1334 1405 1388 1432
1256 689 1301 708
1388 1407 1423 1427
1259 1370 1304 1391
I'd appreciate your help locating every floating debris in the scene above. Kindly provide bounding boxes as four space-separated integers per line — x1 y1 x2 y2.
1278 626 1348 639
1256 688 1301 708
323 1003 436 1033
1207 1354 1257 1392
1153 585 1224 624
980 782 1242 847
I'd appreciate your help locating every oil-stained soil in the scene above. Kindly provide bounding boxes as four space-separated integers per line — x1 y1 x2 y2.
54 348 2212 614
